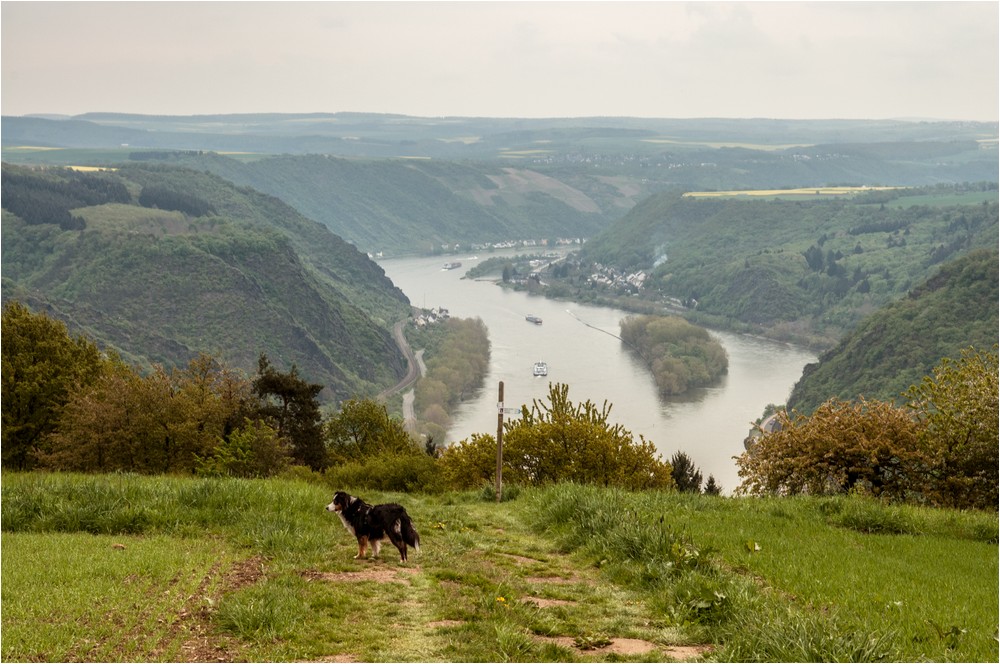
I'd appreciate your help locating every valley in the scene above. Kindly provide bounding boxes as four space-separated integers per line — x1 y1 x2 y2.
2 113 996 465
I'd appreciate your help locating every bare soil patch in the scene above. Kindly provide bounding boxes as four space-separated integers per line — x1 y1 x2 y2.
300 566 420 584
538 636 711 659
524 574 582 585
173 556 267 663
499 552 543 565
427 619 465 629
524 596 576 608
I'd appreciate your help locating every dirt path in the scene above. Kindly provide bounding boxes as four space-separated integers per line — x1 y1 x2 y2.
284 499 715 662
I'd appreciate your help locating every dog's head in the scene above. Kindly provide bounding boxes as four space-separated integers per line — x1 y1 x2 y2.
326 491 354 513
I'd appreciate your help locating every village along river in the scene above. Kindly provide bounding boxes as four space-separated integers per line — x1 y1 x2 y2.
380 251 816 494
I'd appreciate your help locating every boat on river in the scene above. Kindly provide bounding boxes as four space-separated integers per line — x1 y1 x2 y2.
532 361 548 377
442 261 462 270
525 315 543 325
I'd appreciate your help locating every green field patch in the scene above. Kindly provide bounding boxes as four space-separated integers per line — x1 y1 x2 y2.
2 475 995 662
881 190 999 208
1 532 249 662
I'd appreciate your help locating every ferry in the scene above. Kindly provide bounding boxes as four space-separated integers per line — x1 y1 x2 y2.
442 261 462 270
532 361 548 377
525 315 543 325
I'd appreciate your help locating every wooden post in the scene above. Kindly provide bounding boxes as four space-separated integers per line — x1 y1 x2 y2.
495 380 504 503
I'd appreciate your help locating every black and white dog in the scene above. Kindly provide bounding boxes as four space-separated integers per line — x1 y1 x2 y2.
326 491 420 562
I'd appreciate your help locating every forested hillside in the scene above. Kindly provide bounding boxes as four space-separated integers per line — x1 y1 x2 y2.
1 164 412 400
163 152 610 254
5 114 997 257
580 185 998 343
786 249 999 413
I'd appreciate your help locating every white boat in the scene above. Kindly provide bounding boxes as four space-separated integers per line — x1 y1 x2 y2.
532 361 548 377
525 315 543 325
442 261 462 270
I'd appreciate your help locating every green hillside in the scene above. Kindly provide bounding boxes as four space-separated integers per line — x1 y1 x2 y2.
159 153 610 255
1 164 412 401
787 249 999 413
580 185 998 344
5 115 997 258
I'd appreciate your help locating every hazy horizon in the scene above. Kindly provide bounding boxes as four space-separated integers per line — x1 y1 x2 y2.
2 2 998 123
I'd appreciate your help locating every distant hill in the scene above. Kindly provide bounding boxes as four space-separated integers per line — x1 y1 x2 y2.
579 185 998 344
4 114 997 256
4 113 997 160
163 152 612 255
1 163 412 401
786 249 999 413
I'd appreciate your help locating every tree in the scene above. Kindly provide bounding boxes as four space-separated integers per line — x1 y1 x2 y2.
194 418 291 478
735 399 929 501
703 475 722 496
438 383 674 490
1 301 106 469
905 346 998 510
324 398 417 464
803 245 825 271
44 354 254 473
44 360 189 472
670 451 703 493
738 348 998 509
253 354 326 471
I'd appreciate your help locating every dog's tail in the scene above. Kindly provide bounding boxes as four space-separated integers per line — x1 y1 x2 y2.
402 515 420 553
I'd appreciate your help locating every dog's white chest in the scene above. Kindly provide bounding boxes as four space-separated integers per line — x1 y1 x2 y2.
335 511 356 536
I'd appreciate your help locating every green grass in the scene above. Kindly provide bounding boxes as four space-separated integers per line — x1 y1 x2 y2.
1 532 243 661
2 473 996 662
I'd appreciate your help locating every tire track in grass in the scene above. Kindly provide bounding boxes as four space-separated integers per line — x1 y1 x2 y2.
168 556 267 662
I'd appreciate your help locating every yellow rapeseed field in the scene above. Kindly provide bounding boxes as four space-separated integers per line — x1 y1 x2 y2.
684 186 898 198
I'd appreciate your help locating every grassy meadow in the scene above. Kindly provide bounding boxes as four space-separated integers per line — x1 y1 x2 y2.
1 473 996 662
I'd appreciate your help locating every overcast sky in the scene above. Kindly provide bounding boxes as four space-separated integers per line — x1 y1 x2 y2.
2 1 997 121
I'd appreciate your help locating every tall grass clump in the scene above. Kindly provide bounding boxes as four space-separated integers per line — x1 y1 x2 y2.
817 494 999 542
522 483 997 662
528 484 706 584
714 602 900 662
215 577 309 641
322 452 443 493
1 472 333 558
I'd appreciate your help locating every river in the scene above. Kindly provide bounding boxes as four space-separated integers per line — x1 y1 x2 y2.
380 252 816 494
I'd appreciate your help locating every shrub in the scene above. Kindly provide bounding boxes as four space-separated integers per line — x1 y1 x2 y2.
439 384 674 490
194 419 291 478
736 398 929 501
323 451 443 493
905 346 999 510
739 348 999 509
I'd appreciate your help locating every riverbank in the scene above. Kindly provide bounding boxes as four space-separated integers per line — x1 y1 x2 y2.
379 252 816 492
501 279 837 351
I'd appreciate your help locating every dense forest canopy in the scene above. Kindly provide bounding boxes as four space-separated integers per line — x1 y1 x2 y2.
1 163 410 400
579 185 998 343
787 249 999 413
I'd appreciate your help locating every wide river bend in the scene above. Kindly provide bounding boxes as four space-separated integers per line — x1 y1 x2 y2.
380 252 816 494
